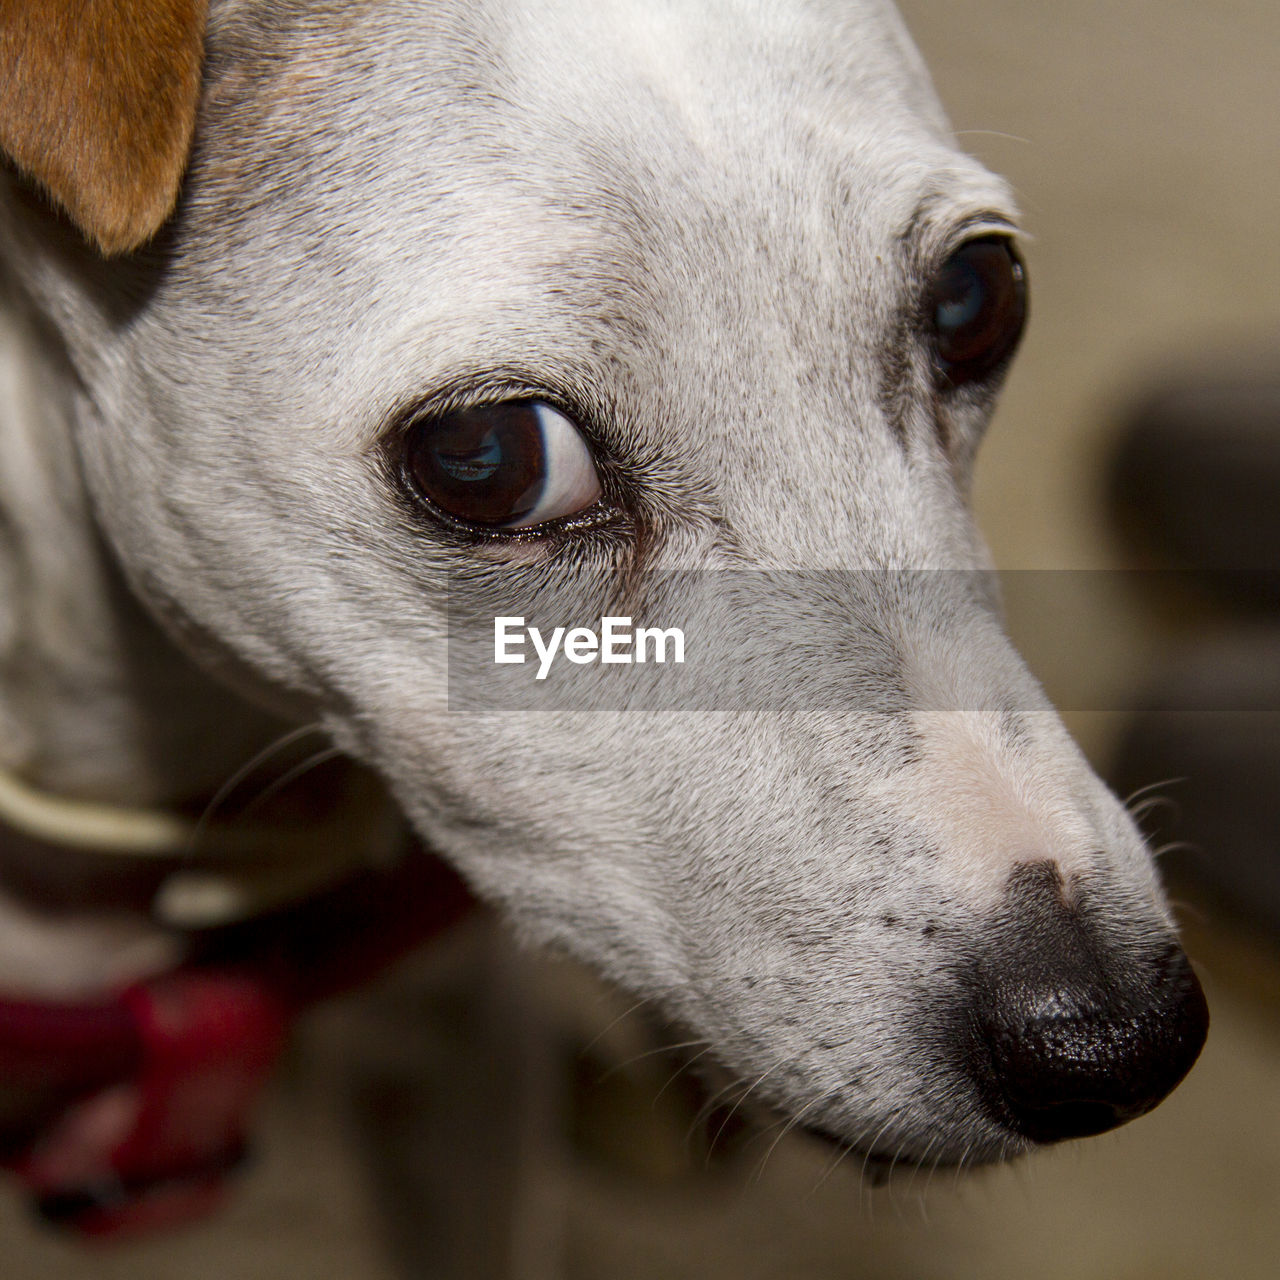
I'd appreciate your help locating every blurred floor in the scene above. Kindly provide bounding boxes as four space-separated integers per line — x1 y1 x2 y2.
5 0 1280 1276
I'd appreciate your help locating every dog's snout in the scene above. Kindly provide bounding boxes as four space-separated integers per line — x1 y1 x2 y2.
980 948 1209 1142
961 863 1209 1144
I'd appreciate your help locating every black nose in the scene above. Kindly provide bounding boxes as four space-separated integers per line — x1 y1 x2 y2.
966 864 1209 1144
983 947 1208 1142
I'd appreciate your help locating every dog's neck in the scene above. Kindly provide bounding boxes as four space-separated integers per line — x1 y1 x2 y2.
0 271 286 809
0 263 399 994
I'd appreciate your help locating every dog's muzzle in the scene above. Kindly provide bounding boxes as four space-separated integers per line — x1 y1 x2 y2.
958 863 1209 1145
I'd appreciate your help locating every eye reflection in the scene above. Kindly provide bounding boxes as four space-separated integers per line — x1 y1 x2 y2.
437 435 502 482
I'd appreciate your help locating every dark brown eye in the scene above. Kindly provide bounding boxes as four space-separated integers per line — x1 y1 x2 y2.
403 400 602 529
929 237 1027 388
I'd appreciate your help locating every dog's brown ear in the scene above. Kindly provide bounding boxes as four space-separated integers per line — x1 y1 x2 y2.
0 0 208 256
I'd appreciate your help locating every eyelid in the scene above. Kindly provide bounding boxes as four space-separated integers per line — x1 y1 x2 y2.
940 214 1022 258
371 379 549 458
369 370 618 461
899 191 1021 257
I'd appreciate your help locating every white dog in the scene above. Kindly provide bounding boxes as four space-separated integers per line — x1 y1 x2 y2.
0 0 1206 1229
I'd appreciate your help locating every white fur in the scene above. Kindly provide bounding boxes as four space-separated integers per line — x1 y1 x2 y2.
0 0 1175 1162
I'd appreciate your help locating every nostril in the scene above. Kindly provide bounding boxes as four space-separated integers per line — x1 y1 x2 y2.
991 1013 1171 1141
980 950 1209 1143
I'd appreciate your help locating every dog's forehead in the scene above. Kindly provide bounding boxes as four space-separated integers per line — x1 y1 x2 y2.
475 0 1014 280
212 0 948 122
199 0 1010 271
184 0 1015 454
495 0 950 157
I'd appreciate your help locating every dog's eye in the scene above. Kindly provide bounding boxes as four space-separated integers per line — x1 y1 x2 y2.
402 400 603 529
929 237 1027 388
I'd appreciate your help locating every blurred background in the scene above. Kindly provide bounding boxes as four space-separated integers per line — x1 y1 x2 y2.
5 0 1279 1275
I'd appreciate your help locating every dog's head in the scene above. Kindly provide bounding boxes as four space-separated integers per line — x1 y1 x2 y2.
0 0 1206 1167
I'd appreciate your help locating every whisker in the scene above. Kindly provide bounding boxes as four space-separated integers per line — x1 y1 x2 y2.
921 1143 946 1201
653 1044 714 1104
686 1073 751 1150
1128 794 1179 823
186 722 326 859
884 1135 915 1216
1165 895 1209 926
810 1129 867 1200
579 995 659 1055
1123 777 1186 809
806 1136 854 1201
594 1038 711 1083
805 1113 882 1200
704 1062 780 1163
904 1133 941 1218
749 1094 825 1184
953 129 1031 145
853 1115 897 1189
238 745 346 818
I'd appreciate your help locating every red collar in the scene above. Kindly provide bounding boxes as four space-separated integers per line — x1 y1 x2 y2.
0 843 474 1238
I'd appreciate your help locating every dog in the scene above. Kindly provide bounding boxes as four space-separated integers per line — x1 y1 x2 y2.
0 0 1207 1221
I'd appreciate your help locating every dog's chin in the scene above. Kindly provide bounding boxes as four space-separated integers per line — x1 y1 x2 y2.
673 1049 1026 1185
794 1120 1025 1185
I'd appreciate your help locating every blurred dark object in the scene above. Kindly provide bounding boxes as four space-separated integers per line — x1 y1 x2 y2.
1111 632 1280 938
1108 359 1280 939
1110 369 1280 609
0 846 473 1239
